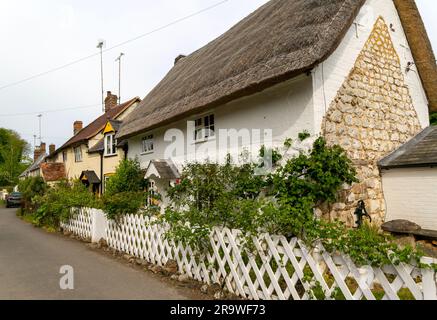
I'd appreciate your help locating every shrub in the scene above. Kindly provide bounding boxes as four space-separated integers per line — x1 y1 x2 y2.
32 180 99 228
102 158 147 220
102 191 147 221
104 158 146 195
18 177 47 213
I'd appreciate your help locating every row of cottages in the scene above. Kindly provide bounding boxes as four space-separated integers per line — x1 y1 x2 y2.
113 0 437 227
45 93 141 193
20 92 141 193
19 143 66 186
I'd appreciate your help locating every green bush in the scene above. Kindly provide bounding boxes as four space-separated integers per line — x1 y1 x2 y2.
18 177 47 213
102 192 146 221
32 180 99 229
102 158 147 220
104 158 146 195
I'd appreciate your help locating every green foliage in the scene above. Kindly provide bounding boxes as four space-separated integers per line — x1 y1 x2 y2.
430 112 437 126
102 192 147 221
266 137 357 237
104 158 146 195
306 220 422 267
298 130 311 142
161 160 268 250
160 136 356 250
0 128 31 186
258 146 282 168
18 176 47 213
102 158 147 220
32 180 100 228
158 135 425 269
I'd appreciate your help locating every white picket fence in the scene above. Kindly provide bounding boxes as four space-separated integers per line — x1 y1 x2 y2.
63 209 437 300
61 207 93 240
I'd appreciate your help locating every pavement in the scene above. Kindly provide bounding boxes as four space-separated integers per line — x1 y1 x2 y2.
0 207 194 300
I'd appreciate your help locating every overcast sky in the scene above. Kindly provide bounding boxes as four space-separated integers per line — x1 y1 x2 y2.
0 0 436 153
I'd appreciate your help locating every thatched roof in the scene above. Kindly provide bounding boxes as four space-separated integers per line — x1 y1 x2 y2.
118 0 366 139
394 0 437 113
379 126 437 169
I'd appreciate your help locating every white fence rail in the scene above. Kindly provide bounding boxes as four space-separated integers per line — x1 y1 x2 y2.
61 207 93 240
64 211 437 300
61 207 107 242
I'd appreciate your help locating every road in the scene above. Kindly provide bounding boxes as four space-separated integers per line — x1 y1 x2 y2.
0 207 194 300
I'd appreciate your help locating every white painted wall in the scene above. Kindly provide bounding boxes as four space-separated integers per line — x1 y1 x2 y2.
312 0 430 132
381 167 437 231
128 75 315 171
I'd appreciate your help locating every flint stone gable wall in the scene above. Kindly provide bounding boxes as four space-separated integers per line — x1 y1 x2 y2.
321 17 422 226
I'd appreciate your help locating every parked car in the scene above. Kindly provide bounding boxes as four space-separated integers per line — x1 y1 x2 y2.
6 192 22 208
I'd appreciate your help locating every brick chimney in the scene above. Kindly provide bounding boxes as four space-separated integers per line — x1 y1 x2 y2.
74 121 83 135
33 148 42 162
104 91 118 112
49 144 56 155
33 143 46 161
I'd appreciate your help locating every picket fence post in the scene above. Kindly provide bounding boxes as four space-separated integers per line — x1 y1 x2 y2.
90 208 108 243
421 257 437 300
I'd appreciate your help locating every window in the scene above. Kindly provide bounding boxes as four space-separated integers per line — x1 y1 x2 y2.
104 134 117 156
194 114 215 141
146 180 157 207
62 151 67 163
74 146 82 162
142 134 154 154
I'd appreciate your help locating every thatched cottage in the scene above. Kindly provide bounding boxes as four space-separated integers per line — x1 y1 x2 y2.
117 0 437 226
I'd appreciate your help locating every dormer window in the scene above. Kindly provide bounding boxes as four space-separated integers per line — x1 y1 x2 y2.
104 133 117 156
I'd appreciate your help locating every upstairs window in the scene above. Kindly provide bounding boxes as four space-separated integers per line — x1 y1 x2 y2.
74 146 82 162
142 134 154 154
194 114 215 141
104 134 117 156
62 151 67 163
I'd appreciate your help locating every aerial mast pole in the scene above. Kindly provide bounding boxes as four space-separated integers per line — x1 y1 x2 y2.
97 40 105 113
115 53 125 105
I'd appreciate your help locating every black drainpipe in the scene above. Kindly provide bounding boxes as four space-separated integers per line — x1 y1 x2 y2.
100 151 104 195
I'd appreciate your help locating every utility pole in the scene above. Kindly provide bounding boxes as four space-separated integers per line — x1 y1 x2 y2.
115 53 125 105
97 40 106 113
37 114 42 145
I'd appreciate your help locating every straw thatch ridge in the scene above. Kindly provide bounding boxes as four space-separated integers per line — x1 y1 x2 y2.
118 0 366 139
394 0 437 113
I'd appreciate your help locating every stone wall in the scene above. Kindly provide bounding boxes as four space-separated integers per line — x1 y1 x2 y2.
322 17 422 226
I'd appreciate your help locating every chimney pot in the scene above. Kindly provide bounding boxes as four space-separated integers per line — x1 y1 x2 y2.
104 91 118 112
40 142 46 153
74 121 83 135
49 144 56 155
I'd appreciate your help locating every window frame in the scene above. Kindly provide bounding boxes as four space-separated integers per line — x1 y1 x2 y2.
141 134 154 155
104 133 117 157
146 180 157 207
74 146 82 163
62 151 67 163
194 114 215 142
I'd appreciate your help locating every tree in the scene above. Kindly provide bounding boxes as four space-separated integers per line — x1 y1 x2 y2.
0 128 31 186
